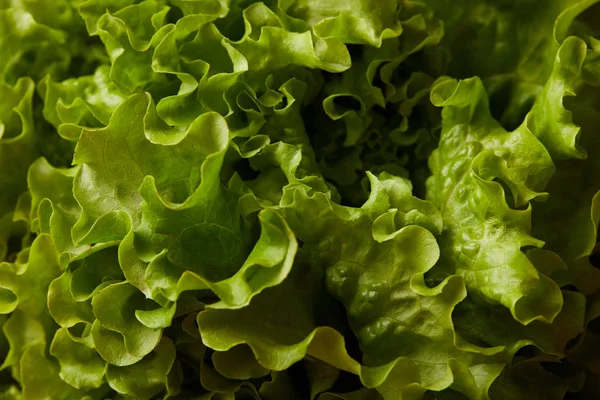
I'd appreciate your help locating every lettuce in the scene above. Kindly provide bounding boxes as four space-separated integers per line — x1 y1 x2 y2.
1 0 600 399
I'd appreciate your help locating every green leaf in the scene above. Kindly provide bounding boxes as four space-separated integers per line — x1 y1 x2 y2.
91 282 162 364
231 3 351 75
259 371 301 400
304 358 340 399
365 171 442 237
37 66 124 141
488 358 569 400
278 178 507 398
27 158 82 258
525 36 587 160
530 45 600 294
151 14 246 127
93 1 172 92
140 207 297 308
0 310 46 375
0 78 38 218
426 76 562 325
453 289 585 358
319 2 443 146
326 222 498 398
106 337 178 399
72 94 228 244
212 345 270 380
197 255 361 373
47 271 95 328
21 344 110 400
279 0 405 47
0 234 62 317
90 320 144 367
69 245 124 302
433 0 581 110
78 0 137 35
0 8 66 83
0 213 27 265
49 327 106 390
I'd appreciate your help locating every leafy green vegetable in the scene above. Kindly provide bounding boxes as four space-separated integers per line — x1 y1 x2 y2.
2 0 600 399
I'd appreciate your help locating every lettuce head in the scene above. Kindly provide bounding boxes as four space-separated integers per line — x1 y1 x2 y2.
2 0 600 399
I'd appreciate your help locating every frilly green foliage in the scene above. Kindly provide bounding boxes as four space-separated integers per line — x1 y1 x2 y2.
2 0 600 399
